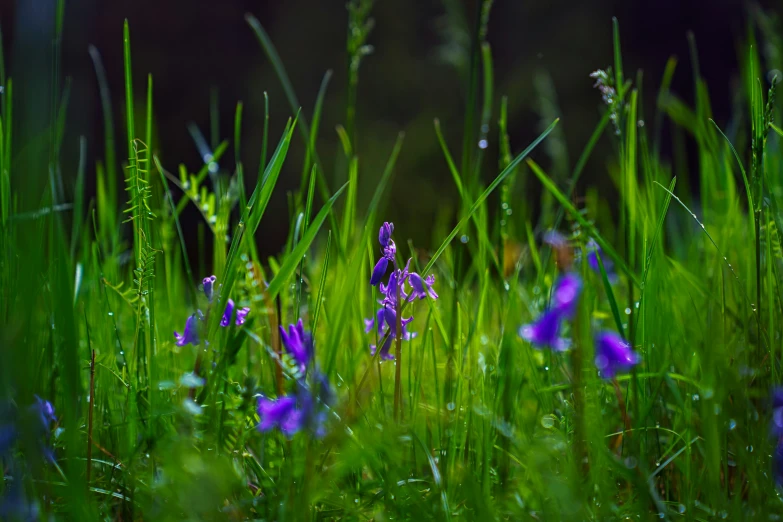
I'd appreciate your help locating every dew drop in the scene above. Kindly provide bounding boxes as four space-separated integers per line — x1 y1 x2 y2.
478 139 488 149
446 402 456 411
460 235 469 244
678 503 686 514
624 307 631 315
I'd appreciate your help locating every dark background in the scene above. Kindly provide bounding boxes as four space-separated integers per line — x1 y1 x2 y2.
0 0 770 255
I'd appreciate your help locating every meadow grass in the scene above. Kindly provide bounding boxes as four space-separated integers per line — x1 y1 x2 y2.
2 2 783 520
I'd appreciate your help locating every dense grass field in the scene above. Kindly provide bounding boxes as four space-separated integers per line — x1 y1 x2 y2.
5 2 783 520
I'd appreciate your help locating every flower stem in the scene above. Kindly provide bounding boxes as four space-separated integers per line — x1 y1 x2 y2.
393 269 403 422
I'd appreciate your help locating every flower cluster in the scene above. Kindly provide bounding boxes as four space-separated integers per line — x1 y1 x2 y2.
256 319 333 439
519 249 639 379
173 274 251 347
0 396 57 519
519 272 582 351
365 222 438 359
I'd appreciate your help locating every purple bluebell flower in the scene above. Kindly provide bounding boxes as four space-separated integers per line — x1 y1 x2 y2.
202 275 217 301
0 476 39 522
257 380 332 439
408 273 439 300
370 257 389 286
257 396 298 434
775 438 783 485
175 314 200 346
279 319 314 373
366 222 437 360
771 388 783 438
219 298 250 327
552 272 582 319
518 273 581 351
594 331 641 379
519 309 569 351
543 230 568 248
236 306 250 325
587 239 617 283
379 222 394 247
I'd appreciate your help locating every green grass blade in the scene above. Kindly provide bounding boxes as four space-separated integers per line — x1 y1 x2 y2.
266 182 348 301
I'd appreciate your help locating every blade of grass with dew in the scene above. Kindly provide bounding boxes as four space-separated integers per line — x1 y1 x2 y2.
208 117 297 337
421 119 559 276
266 182 348 301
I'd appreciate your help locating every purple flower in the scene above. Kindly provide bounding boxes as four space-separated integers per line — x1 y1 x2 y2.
175 314 200 346
551 272 582 319
379 222 394 247
202 275 217 301
587 239 617 282
279 319 314 373
220 299 250 327
519 309 568 351
543 230 568 248
408 273 439 300
257 396 298 434
33 396 56 429
771 388 783 438
594 331 641 379
236 306 250 325
366 222 436 359
775 439 783 485
370 257 388 286
257 381 331 439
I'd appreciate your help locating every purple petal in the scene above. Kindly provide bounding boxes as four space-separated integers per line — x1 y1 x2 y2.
408 272 426 299
220 299 235 327
279 319 313 370
379 222 394 247
424 275 439 299
235 306 250 325
594 330 640 379
519 309 563 348
552 272 582 319
202 275 217 301
364 317 375 333
175 314 200 346
543 230 568 248
257 396 296 432
370 257 389 286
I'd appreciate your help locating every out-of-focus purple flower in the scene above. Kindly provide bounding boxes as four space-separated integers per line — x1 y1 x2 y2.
220 299 250 327
587 239 617 283
519 310 568 351
220 299 235 327
257 381 331 439
279 319 314 373
257 396 298 434
175 314 200 347
379 222 394 247
235 306 250 325
543 230 568 248
370 257 388 286
594 331 641 379
0 476 39 522
33 396 56 429
0 425 15 456
771 388 783 438
202 275 217 301
774 439 783 485
552 272 582 319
